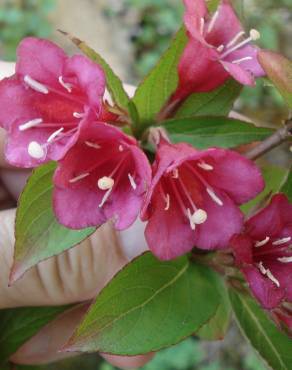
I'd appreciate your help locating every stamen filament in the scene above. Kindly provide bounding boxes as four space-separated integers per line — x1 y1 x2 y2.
69 173 90 183
255 236 270 248
47 127 64 143
221 29 260 59
273 237 291 246
207 188 223 206
24 75 49 94
207 11 219 33
59 76 73 93
232 56 253 64
226 31 245 48
19 118 43 131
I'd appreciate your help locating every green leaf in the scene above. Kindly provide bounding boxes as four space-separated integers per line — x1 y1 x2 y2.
281 168 292 202
132 27 187 128
175 79 241 118
242 164 289 215
197 277 231 341
0 305 70 363
164 116 273 149
13 162 95 282
62 31 130 112
65 252 221 355
207 0 220 12
258 50 292 108
229 288 292 370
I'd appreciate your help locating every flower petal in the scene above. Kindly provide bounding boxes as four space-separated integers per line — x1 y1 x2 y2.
201 148 265 204
230 234 254 265
220 60 255 86
242 266 285 309
226 45 265 77
16 37 66 87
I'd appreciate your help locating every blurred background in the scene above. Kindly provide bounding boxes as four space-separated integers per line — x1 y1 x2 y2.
0 0 291 369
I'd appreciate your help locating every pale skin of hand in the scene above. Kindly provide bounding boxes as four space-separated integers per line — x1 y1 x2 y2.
0 62 153 368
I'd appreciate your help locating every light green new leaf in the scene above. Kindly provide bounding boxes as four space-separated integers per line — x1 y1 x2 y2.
229 288 292 370
197 277 231 341
175 79 241 118
132 27 187 127
63 32 130 112
281 168 292 202
258 50 292 108
65 253 221 355
164 116 273 149
0 305 70 363
13 162 95 281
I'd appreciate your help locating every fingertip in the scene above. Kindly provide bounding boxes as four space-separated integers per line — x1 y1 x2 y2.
101 352 155 369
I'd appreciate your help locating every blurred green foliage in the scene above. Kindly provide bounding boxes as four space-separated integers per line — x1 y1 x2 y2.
0 0 56 61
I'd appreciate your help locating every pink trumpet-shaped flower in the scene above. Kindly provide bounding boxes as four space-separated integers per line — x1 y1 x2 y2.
174 0 265 101
141 140 264 260
0 37 106 168
53 121 151 231
231 194 292 310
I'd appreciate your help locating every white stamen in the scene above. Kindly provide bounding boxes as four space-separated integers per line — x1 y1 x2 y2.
223 64 230 72
232 56 253 64
273 237 291 246
128 174 137 190
172 169 179 179
47 127 64 143
85 141 101 149
258 261 267 275
200 18 205 35
24 75 49 94
207 188 223 206
187 208 196 230
164 194 170 211
255 236 270 248
119 145 124 152
192 209 208 225
221 29 261 59
69 173 90 183
277 256 292 263
19 118 43 131
217 44 224 52
198 161 213 171
97 176 114 191
99 188 112 208
208 11 219 33
226 31 245 48
28 141 45 159
250 29 261 41
59 76 72 93
73 112 85 119
266 270 280 287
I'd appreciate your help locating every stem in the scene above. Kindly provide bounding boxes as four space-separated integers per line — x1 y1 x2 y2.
245 120 292 160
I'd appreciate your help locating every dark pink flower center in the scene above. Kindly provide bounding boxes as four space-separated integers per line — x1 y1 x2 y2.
20 74 97 160
159 159 223 230
67 142 138 209
252 235 292 287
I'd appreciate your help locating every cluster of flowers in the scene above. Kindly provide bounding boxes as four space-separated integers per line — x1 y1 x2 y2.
0 0 290 332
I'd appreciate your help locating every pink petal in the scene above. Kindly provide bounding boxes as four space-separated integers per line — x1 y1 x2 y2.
267 262 292 302
246 194 292 240
16 37 66 88
0 78 37 130
201 148 265 204
63 55 106 109
220 60 255 86
193 190 244 250
183 0 208 43
230 234 254 265
226 45 265 77
243 266 285 309
206 0 243 47
53 187 106 229
145 190 195 260
176 38 228 100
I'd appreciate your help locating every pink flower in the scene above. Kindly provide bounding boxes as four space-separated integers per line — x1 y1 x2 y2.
0 37 106 168
174 0 265 101
53 121 151 230
231 194 292 310
141 140 264 260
